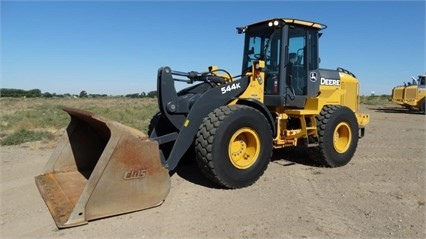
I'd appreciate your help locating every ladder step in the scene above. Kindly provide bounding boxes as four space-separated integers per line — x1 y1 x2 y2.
308 142 319 147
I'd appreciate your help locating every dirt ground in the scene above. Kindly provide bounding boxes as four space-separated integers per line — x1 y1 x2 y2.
1 104 425 239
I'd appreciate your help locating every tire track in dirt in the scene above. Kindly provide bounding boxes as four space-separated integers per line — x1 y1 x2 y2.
284 164 362 237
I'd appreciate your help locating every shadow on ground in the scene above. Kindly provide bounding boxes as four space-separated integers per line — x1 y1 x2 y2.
173 146 319 189
368 105 424 115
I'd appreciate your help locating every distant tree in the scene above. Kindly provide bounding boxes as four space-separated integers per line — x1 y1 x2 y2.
0 88 43 97
79 90 88 98
141 92 146 97
89 94 102 98
43 92 53 98
147 91 157 98
0 88 16 97
27 89 42 97
126 93 140 98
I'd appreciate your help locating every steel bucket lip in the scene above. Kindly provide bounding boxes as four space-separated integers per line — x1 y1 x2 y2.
63 106 97 118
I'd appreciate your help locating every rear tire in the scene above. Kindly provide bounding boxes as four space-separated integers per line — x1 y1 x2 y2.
309 105 359 167
195 105 273 189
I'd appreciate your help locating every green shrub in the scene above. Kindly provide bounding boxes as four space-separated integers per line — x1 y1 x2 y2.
360 95 392 105
1 129 53 146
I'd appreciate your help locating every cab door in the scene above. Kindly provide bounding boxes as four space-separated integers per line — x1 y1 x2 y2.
282 25 320 108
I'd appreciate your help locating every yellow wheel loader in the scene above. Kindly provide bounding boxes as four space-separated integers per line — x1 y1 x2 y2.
390 74 426 114
35 18 370 228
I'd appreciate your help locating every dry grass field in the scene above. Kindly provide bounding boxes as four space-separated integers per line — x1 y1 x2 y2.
0 97 158 146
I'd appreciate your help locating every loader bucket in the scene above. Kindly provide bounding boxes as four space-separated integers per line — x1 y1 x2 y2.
35 107 171 228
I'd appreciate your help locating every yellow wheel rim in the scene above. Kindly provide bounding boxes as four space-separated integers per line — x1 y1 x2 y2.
333 122 352 153
228 128 261 169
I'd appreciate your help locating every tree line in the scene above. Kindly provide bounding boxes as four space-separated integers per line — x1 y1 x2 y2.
0 88 157 98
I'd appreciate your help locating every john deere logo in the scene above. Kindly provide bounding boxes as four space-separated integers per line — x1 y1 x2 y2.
320 77 340 86
123 169 147 180
310 72 317 82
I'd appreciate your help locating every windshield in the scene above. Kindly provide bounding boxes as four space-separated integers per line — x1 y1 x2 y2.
419 76 425 86
242 26 282 73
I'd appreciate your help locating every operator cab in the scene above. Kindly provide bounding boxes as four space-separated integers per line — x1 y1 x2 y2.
238 18 327 108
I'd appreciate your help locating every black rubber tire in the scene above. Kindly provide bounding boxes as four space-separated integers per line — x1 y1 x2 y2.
309 105 359 167
147 112 176 158
148 112 174 136
148 112 196 164
195 105 273 189
420 99 426 115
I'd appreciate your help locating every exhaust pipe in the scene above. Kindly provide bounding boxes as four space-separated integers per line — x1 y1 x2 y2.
35 107 171 228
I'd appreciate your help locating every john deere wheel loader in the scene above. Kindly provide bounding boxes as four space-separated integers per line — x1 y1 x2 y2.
35 18 370 228
390 74 426 114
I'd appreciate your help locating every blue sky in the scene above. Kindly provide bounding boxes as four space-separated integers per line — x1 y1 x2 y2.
1 1 425 96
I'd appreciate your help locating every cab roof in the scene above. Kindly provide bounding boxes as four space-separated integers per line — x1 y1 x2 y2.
244 18 327 30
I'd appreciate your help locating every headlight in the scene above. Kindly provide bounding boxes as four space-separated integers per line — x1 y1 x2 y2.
268 20 280 27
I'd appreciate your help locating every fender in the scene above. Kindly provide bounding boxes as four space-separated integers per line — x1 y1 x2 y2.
235 98 277 137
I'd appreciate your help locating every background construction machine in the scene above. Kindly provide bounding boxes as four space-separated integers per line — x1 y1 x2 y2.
35 18 369 228
390 74 426 114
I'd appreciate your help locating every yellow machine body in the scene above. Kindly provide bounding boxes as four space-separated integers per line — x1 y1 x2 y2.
390 75 426 113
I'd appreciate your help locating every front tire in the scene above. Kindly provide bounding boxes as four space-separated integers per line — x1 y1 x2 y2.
309 105 359 167
420 99 426 115
195 105 273 189
147 112 177 160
